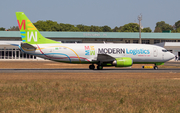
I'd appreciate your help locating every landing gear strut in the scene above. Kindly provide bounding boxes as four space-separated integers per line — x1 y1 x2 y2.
89 64 95 70
97 62 103 70
89 63 104 70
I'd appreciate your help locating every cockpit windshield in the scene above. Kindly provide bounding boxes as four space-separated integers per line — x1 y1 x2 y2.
162 49 168 52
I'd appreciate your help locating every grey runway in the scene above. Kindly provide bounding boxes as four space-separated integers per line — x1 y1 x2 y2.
0 68 179 73
0 61 179 73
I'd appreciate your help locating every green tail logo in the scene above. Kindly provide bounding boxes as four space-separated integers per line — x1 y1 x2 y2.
16 12 60 44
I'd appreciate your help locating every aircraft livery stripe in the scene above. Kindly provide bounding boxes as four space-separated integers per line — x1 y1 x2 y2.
20 31 26 34
49 45 81 63
36 44 71 62
20 46 72 62
19 46 91 62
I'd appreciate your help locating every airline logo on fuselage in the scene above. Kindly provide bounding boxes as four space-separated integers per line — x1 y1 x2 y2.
97 48 150 55
85 46 95 55
98 48 125 54
126 49 150 55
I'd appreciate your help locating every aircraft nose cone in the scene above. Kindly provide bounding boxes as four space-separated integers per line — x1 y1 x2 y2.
169 53 175 60
165 52 175 61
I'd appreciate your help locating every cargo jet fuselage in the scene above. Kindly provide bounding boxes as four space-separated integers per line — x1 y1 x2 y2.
16 12 175 70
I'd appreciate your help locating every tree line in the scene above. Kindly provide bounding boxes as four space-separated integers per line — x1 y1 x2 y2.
1 20 180 32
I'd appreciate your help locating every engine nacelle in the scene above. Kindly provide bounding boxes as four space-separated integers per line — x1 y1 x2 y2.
112 57 133 67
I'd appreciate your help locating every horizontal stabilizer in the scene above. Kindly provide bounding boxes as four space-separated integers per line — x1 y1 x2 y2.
21 43 37 49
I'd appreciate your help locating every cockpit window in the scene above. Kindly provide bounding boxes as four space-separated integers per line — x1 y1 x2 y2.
162 49 167 52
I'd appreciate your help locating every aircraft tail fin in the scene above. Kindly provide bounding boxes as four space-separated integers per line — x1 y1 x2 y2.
15 12 60 44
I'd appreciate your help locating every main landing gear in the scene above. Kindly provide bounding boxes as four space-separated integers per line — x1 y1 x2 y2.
89 64 95 70
97 65 103 70
89 64 103 70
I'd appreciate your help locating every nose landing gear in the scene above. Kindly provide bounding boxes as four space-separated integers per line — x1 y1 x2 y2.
154 65 158 70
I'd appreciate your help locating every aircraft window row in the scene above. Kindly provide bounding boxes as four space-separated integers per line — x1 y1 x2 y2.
162 49 168 52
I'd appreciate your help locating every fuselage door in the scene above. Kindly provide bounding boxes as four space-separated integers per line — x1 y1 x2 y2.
153 47 158 57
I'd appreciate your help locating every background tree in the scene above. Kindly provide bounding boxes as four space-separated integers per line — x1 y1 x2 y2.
175 20 180 29
173 20 180 32
154 21 173 32
89 25 102 32
76 24 90 32
119 23 139 32
34 20 59 31
112 26 123 32
154 27 162 32
0 27 5 31
59 23 79 31
142 27 152 32
8 26 19 31
112 26 119 32
32 20 155 32
101 25 112 32
176 27 180 33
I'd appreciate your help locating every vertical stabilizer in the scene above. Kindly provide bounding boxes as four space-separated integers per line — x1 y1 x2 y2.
16 12 60 44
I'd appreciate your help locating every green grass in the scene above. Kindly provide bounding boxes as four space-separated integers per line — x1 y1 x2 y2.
0 73 180 113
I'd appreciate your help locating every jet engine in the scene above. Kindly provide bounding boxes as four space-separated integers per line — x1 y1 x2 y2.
112 57 133 67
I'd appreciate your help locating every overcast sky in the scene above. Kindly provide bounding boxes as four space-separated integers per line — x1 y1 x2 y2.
0 0 179 31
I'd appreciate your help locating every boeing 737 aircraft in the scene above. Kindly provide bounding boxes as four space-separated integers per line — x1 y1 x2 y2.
15 12 175 70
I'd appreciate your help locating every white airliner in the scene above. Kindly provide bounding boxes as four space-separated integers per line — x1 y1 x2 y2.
15 12 175 70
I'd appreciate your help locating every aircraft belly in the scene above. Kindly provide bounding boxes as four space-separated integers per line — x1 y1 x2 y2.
132 57 163 63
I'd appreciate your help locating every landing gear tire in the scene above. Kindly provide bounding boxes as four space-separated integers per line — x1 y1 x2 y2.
89 65 95 70
97 65 103 70
154 66 158 70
